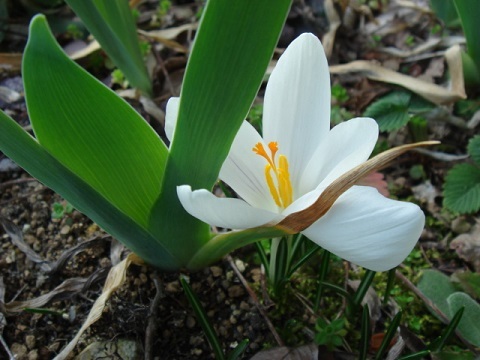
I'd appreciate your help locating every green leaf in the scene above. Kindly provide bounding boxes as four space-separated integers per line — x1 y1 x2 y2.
447 292 480 346
64 0 152 95
430 0 461 28
364 91 411 131
454 0 480 74
431 351 475 360
468 135 480 165
149 0 292 265
0 111 178 269
443 163 480 213
180 276 225 360
23 15 167 228
454 271 480 299
418 270 457 317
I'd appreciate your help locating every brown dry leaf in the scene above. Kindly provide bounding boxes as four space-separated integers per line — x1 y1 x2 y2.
4 269 108 314
250 343 318 360
322 0 341 59
49 236 109 273
0 217 51 272
53 253 144 360
0 53 22 73
450 220 480 271
1 217 109 274
329 45 466 105
139 23 198 53
68 40 101 61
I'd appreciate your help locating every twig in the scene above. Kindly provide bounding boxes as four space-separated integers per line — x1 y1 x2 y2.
152 49 176 97
0 177 37 190
144 272 164 360
226 255 284 346
0 335 15 360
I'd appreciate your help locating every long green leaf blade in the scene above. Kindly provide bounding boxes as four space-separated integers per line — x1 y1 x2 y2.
150 0 292 264
23 15 167 228
0 111 178 269
454 0 480 72
65 0 152 95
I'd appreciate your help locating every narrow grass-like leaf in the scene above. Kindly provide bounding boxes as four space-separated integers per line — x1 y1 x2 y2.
23 15 167 228
359 305 371 360
149 0 292 264
180 276 225 360
65 0 152 95
443 163 480 213
255 242 270 273
430 307 464 352
226 339 249 360
430 0 460 27
375 311 402 360
383 268 396 305
398 350 431 360
271 237 289 293
288 245 321 278
353 270 376 308
318 281 352 302
454 0 480 73
0 112 178 269
314 250 331 311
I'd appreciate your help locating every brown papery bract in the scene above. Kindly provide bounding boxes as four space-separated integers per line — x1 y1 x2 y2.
276 141 440 233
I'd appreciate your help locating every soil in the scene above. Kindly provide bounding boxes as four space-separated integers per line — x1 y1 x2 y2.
1 1 479 359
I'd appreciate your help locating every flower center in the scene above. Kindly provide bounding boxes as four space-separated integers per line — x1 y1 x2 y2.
253 142 293 209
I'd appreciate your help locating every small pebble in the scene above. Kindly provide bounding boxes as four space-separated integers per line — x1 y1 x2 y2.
210 266 223 277
27 350 38 360
186 316 196 328
25 334 36 349
228 285 244 298
11 343 27 359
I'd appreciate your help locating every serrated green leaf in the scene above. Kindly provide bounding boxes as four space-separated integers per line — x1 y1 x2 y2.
364 91 411 131
23 15 168 228
447 292 480 346
409 94 436 113
443 163 480 213
468 135 480 165
65 0 152 95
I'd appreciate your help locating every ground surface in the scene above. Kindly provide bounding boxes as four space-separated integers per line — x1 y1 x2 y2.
1 1 479 359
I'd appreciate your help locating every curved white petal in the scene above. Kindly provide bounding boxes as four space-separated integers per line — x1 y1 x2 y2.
219 121 279 212
302 186 424 271
165 97 180 143
263 33 331 194
300 118 378 195
177 185 282 229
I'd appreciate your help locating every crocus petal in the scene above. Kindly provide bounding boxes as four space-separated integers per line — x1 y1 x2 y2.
300 118 378 195
262 33 331 193
165 97 180 143
302 186 424 271
177 185 282 229
219 121 279 212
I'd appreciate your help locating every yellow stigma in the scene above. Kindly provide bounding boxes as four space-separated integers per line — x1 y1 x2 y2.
253 142 293 208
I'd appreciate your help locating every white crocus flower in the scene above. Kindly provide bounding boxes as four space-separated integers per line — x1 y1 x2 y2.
169 33 425 272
